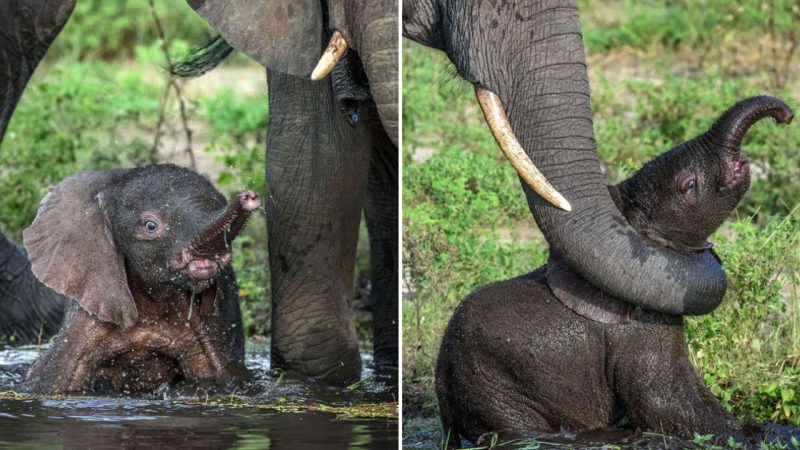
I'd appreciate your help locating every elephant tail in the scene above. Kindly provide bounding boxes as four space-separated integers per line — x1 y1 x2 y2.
171 35 234 78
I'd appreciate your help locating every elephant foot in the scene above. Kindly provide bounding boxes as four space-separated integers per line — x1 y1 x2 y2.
274 349 362 385
270 319 362 385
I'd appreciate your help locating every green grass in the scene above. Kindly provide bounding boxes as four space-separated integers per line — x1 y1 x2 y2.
48 0 213 61
0 61 161 240
402 1 800 432
579 0 800 90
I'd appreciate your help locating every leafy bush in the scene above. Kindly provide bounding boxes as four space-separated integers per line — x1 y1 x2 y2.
689 215 800 424
50 0 213 61
579 0 800 88
0 62 160 241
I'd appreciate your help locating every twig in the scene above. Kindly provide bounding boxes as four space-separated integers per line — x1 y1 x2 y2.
151 79 170 164
148 0 196 170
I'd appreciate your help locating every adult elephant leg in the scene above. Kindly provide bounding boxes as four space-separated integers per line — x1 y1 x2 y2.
266 70 371 384
0 0 75 343
1 0 75 140
363 124 398 372
0 234 65 343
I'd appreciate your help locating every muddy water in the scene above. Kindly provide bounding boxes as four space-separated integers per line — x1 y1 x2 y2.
403 415 800 449
0 342 397 449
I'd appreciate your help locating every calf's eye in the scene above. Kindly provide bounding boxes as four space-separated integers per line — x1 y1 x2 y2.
145 221 159 233
680 175 698 193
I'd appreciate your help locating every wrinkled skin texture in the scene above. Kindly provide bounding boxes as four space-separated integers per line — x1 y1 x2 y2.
403 0 731 317
0 233 65 343
436 97 794 447
200 0 398 383
0 0 398 384
0 0 74 344
22 165 253 394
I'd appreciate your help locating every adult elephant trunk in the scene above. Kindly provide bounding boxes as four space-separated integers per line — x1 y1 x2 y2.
482 11 725 315
355 14 398 145
0 0 75 343
407 0 742 314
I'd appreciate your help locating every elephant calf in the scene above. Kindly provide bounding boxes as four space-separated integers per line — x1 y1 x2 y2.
22 164 255 394
436 96 794 446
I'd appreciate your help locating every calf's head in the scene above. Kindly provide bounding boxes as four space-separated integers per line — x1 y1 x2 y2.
613 96 793 254
23 164 260 328
549 96 793 323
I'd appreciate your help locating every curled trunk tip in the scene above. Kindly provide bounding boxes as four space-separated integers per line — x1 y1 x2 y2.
190 190 261 255
707 96 794 149
237 190 261 212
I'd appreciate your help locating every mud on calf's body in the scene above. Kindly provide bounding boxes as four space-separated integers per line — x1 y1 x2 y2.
435 97 794 447
21 165 257 394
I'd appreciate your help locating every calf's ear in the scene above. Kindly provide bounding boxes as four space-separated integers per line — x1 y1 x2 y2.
23 170 138 329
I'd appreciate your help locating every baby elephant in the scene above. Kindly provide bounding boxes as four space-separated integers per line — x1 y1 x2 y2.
436 96 794 446
22 164 258 394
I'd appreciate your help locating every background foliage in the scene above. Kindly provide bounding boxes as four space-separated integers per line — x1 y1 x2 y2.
402 0 800 439
0 1 370 341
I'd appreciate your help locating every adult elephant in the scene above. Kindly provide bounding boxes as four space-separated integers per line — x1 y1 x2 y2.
402 0 726 315
0 0 74 344
0 0 397 385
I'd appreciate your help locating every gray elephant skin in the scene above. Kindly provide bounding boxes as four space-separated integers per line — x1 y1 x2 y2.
22 164 257 394
436 97 794 447
400 0 795 445
403 0 730 317
0 0 398 385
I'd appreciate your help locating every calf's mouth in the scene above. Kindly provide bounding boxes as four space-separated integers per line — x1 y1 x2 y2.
174 250 233 281
722 151 750 188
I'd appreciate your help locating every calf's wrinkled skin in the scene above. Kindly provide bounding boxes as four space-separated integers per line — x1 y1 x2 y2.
22 164 257 394
436 96 794 447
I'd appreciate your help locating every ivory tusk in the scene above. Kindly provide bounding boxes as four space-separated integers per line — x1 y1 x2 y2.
475 86 572 212
310 31 348 81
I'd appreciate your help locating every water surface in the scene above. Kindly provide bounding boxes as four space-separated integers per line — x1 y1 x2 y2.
0 342 397 449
